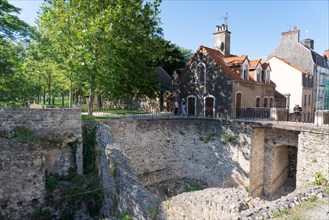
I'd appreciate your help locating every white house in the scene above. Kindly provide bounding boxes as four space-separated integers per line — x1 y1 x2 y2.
268 56 313 122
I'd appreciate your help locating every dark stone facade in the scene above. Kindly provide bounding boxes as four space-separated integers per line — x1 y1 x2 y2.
175 51 233 118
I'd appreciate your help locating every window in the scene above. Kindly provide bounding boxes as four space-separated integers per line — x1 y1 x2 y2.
308 95 311 106
197 62 206 84
256 69 261 82
269 97 274 108
240 65 249 80
265 70 270 83
304 94 307 107
244 65 249 80
256 97 261 107
264 97 268 108
261 70 265 82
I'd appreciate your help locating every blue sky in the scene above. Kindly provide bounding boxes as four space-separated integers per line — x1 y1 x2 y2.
8 0 329 59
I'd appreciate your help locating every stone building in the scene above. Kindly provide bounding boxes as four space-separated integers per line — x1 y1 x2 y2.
174 24 284 119
268 29 329 113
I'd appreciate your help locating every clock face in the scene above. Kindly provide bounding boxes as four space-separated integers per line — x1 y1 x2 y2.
215 40 221 48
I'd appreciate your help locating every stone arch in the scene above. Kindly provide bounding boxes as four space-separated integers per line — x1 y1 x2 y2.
204 95 215 117
187 95 197 116
250 128 299 199
269 145 297 199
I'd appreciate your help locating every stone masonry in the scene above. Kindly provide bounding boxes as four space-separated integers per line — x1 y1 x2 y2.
0 108 83 219
96 118 253 189
91 118 329 219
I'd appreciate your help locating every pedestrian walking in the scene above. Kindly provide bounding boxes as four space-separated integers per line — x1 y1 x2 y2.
181 99 187 116
174 99 179 116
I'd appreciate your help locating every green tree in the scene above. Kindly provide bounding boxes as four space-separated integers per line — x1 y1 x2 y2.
0 0 33 106
38 0 163 115
150 39 193 77
0 0 31 42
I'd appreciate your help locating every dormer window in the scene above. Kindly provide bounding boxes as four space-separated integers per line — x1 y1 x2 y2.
240 65 249 80
261 70 265 82
265 70 270 83
244 65 249 80
256 69 261 82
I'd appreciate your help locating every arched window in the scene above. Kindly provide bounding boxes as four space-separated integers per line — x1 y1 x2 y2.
264 97 268 108
256 97 261 107
197 62 206 84
269 97 274 108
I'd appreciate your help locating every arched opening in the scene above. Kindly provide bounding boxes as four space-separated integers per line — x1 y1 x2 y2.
255 97 261 108
187 95 196 116
236 92 242 118
270 145 297 200
204 96 215 117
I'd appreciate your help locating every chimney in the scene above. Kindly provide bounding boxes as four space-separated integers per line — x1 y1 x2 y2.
281 29 300 43
301 38 314 50
213 24 231 57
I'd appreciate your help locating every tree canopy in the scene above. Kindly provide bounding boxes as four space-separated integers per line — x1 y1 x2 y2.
0 0 33 106
1 0 192 110
37 0 164 114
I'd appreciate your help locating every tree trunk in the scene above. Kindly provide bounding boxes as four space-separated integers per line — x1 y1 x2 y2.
62 94 65 107
88 77 95 116
97 95 102 108
43 90 46 105
69 78 73 108
47 79 51 105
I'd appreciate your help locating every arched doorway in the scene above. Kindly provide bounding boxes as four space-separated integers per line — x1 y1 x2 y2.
236 92 242 118
204 96 215 117
187 96 196 116
270 145 297 200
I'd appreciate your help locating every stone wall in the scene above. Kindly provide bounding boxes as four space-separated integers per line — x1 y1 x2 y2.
297 130 329 186
0 108 83 219
93 118 253 190
0 141 46 219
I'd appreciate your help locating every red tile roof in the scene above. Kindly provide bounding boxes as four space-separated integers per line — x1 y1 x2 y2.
176 45 275 86
223 55 249 66
249 59 261 69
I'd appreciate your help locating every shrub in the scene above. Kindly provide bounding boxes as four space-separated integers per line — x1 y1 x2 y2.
45 175 59 192
221 134 236 144
14 126 39 143
313 171 328 186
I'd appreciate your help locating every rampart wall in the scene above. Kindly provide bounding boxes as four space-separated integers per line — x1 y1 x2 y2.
90 118 253 189
0 108 83 219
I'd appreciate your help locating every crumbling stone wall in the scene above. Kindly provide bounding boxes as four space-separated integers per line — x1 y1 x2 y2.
0 108 83 219
0 141 46 219
96 118 253 190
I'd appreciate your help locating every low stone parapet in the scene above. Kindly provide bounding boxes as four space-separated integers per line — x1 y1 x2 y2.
314 110 329 125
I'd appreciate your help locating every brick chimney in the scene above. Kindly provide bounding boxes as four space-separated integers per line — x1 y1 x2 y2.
301 38 314 50
281 29 300 43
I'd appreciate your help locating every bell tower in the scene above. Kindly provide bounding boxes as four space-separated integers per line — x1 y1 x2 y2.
213 14 231 57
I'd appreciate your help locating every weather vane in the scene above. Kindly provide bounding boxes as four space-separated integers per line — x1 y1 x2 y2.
223 12 228 26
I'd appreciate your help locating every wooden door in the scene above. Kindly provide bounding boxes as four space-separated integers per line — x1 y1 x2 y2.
188 97 195 116
236 93 242 118
205 97 214 117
